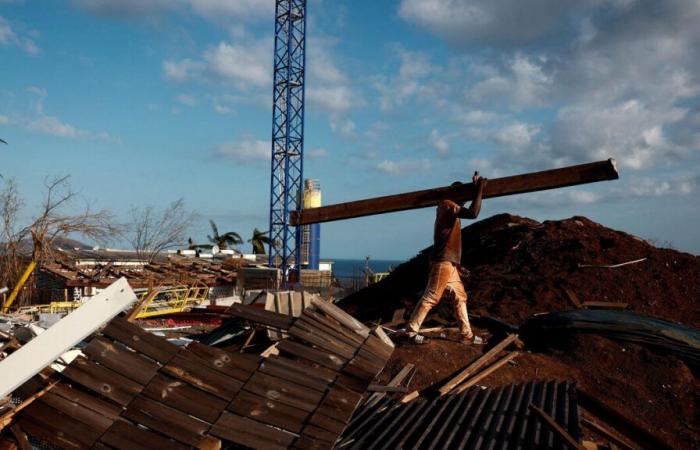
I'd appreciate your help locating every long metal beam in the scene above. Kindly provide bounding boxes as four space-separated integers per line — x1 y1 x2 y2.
290 159 618 226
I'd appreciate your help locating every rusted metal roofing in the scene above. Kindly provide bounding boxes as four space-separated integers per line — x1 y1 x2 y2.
339 380 580 450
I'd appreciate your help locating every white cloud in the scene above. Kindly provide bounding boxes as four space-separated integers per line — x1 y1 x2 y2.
72 0 272 22
215 137 269 163
164 39 271 91
203 40 271 88
3 87 119 142
429 129 449 156
466 54 552 108
307 148 329 159
376 159 432 176
398 0 584 48
0 16 39 54
375 47 434 111
330 118 356 138
0 115 8 124
175 93 198 106
163 59 204 82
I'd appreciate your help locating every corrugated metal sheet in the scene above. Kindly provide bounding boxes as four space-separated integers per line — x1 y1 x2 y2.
339 380 580 450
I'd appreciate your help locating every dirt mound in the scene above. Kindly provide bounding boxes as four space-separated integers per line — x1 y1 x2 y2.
339 213 700 328
339 214 700 448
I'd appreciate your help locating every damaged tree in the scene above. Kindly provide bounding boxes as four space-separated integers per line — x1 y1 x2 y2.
0 176 120 308
127 198 194 263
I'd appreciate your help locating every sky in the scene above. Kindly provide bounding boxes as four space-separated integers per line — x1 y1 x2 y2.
1 0 699 260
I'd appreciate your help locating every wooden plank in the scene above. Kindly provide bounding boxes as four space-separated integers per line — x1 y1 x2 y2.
307 410 347 435
581 417 641 450
302 310 365 346
258 358 331 392
142 373 228 423
0 278 137 398
125 288 160 322
229 390 310 433
265 355 337 385
310 297 370 338
288 322 357 360
581 301 628 309
100 419 190 450
334 373 367 394
277 340 345 370
228 304 294 330
61 357 143 406
292 436 334 450
18 417 87 450
563 288 584 309
8 425 31 450
438 333 519 395
297 314 362 351
123 396 217 449
162 350 244 400
82 336 160 385
244 371 324 413
291 159 619 225
39 392 114 433
187 341 259 381
211 412 297 450
101 316 179 364
51 383 122 421
529 403 585 450
372 326 395 349
453 351 520 393
299 424 338 443
366 385 408 393
365 363 415 408
0 380 59 430
314 385 363 423
22 401 101 448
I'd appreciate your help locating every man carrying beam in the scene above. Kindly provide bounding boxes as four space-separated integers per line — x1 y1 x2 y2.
405 173 487 345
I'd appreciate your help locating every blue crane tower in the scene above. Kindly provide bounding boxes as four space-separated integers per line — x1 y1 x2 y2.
267 0 307 283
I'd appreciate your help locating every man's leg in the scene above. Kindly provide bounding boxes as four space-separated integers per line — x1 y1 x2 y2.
407 262 450 336
446 265 474 339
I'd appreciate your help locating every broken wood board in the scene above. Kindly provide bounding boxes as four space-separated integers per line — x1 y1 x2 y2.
0 278 136 398
292 159 618 225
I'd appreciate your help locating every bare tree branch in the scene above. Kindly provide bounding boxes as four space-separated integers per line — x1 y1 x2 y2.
127 199 194 263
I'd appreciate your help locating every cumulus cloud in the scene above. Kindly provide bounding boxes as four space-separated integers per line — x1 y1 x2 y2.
164 39 271 89
398 0 587 48
307 148 329 159
305 38 363 115
71 0 272 22
0 15 39 54
215 137 269 163
376 158 432 176
399 0 700 175
175 93 198 106
2 87 119 142
375 47 434 111
429 129 450 156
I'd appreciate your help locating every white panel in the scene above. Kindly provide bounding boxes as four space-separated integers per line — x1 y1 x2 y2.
0 278 137 398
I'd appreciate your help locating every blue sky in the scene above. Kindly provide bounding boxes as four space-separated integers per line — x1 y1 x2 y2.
2 0 699 259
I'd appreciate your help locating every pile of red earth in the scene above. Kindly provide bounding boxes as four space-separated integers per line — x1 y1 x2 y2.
338 214 700 449
339 213 700 328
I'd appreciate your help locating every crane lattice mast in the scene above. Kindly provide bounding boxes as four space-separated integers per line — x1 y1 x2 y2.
268 0 307 283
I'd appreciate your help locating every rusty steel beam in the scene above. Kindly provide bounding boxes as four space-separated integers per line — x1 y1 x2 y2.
291 159 618 225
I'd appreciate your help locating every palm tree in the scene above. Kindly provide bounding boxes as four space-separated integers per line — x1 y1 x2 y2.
0 138 6 144
207 220 242 250
248 228 271 255
187 237 212 251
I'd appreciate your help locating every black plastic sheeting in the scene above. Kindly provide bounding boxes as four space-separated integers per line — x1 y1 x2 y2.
520 310 700 371
338 380 580 450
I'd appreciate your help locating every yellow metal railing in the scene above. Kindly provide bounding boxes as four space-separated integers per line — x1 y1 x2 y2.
135 282 210 319
21 283 210 319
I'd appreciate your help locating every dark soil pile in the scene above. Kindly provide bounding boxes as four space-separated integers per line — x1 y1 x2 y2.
339 213 700 328
339 214 700 448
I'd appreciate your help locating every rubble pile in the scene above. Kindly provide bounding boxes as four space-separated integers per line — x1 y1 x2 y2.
339 214 700 449
340 213 700 327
